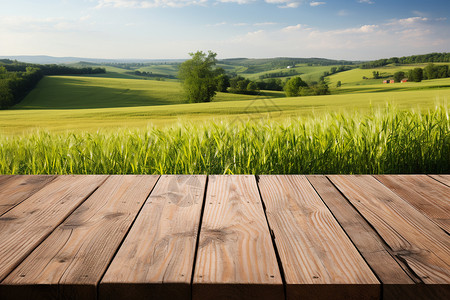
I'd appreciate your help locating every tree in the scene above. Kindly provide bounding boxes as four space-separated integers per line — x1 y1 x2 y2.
178 51 218 103
216 74 230 92
284 77 308 97
393 71 405 83
336 81 342 88
372 71 381 79
408 68 423 82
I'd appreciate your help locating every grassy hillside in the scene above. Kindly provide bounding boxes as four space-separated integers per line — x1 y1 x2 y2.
2 79 448 134
328 63 450 86
15 76 267 109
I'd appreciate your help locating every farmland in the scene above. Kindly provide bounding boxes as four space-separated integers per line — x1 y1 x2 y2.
1 105 448 174
0 58 449 174
0 75 449 134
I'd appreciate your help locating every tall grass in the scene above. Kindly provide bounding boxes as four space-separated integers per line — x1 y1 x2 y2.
1 105 448 174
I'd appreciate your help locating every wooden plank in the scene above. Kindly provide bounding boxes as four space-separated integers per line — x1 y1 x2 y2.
328 175 450 298
307 175 429 300
429 175 450 187
1 175 159 300
259 175 379 300
0 175 107 283
375 175 450 234
100 175 206 300
193 175 283 300
0 175 56 216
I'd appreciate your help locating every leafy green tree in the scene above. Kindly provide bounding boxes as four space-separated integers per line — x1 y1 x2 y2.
336 81 342 88
372 71 381 79
216 74 230 92
178 51 218 103
247 81 258 92
284 77 308 97
423 63 437 80
408 68 423 82
393 71 405 83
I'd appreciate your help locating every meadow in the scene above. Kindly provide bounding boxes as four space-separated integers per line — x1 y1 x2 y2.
0 61 449 175
1 105 448 175
1 75 449 134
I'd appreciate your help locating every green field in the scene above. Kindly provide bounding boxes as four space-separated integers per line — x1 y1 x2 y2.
1 61 449 175
1 105 448 174
1 75 449 135
328 63 450 86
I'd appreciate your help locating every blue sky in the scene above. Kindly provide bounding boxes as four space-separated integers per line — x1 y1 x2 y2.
0 0 449 60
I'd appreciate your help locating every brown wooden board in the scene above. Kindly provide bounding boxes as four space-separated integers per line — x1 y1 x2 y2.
429 175 450 187
259 175 379 300
193 175 283 300
100 175 207 300
329 175 450 299
1 175 158 300
375 175 450 234
307 175 429 300
0 175 56 216
0 175 107 283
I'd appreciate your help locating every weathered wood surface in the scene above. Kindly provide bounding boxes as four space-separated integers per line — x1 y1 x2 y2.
100 175 206 300
308 175 434 300
193 175 283 300
0 175 56 216
375 175 450 234
430 174 450 187
0 175 107 282
0 175 448 300
329 175 450 299
1 175 158 300
259 175 379 300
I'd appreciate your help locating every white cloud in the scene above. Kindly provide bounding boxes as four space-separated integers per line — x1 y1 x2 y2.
207 22 227 27
387 17 429 27
219 17 449 60
234 22 249 26
282 24 304 31
254 22 278 26
310 1 325 6
357 0 374 4
217 0 255 4
265 0 301 8
95 0 209 9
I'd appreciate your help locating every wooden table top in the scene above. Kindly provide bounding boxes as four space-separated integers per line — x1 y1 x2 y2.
0 175 448 300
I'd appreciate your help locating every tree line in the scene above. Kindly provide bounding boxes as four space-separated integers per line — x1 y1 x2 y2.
360 52 450 69
0 60 106 109
0 67 43 109
393 63 450 82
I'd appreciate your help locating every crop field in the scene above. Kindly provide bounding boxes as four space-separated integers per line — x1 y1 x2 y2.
1 76 449 134
1 105 448 175
1 61 449 175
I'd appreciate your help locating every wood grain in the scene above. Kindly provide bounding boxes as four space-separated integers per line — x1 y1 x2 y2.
1 175 158 300
429 175 450 187
0 175 107 283
328 175 450 290
307 175 429 299
375 175 450 234
259 175 379 300
193 175 283 300
100 175 207 300
0 175 56 216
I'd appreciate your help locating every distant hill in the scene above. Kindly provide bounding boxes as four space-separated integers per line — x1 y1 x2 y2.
0 55 186 65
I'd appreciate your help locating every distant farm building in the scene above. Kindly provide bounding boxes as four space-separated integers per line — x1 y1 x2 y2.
383 79 396 84
390 80 395 84
401 78 408 83
383 80 388 84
